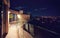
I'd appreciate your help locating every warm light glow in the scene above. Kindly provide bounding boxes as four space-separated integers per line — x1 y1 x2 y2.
8 11 10 13
17 14 21 19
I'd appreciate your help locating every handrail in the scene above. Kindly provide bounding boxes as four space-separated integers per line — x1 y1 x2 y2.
36 26 59 35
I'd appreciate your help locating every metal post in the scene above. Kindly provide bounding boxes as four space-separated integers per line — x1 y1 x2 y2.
1 11 3 38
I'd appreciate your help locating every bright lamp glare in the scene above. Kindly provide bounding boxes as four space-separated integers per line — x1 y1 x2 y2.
8 11 10 13
17 15 21 19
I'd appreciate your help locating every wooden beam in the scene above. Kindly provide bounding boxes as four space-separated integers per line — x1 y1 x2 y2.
3 0 10 7
10 10 19 14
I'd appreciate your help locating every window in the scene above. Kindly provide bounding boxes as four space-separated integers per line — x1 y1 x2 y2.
9 13 17 22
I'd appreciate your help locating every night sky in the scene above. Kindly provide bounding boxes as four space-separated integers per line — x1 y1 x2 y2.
10 0 60 16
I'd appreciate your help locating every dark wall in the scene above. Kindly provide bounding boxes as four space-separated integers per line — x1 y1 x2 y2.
0 8 1 38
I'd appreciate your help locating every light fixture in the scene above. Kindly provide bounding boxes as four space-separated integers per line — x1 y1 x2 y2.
8 11 10 13
17 14 21 19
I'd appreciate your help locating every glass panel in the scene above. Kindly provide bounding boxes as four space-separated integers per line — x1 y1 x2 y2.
25 23 28 31
29 24 34 36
